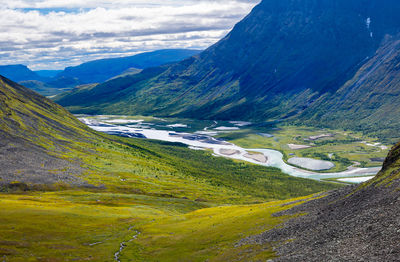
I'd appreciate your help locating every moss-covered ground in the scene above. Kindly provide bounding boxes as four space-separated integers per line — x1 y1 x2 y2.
0 191 318 262
0 78 342 261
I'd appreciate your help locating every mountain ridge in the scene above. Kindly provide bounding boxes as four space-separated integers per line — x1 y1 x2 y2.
0 75 91 185
54 0 400 142
0 65 47 82
0 49 200 96
57 49 202 84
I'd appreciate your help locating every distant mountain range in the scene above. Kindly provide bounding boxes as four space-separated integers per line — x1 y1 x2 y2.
57 49 202 84
54 0 400 142
0 65 47 82
0 49 201 96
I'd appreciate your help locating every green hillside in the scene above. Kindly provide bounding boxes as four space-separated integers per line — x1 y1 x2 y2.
0 75 341 261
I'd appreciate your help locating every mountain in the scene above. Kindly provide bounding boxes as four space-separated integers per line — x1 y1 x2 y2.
56 49 202 84
243 141 400 261
0 73 397 261
55 0 400 141
0 75 92 185
299 34 400 142
0 65 46 82
0 49 200 97
0 65 80 96
34 70 63 78
0 73 336 192
0 74 341 261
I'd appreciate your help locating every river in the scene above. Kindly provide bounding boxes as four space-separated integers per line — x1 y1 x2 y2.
80 117 380 183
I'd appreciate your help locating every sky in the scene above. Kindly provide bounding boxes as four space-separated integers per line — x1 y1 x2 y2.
0 0 260 70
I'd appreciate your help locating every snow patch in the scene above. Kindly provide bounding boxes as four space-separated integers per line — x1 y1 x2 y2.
366 17 373 38
366 17 371 29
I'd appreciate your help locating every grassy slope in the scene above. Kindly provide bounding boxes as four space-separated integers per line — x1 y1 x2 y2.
0 136 340 261
0 76 341 261
0 192 319 262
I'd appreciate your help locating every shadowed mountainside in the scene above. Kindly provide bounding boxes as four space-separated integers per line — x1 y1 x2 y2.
54 0 400 142
299 34 400 142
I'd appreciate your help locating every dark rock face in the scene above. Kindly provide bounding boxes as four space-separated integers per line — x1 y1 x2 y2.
242 142 400 261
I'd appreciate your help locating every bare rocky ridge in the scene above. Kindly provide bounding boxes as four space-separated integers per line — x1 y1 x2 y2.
0 75 92 188
0 136 83 186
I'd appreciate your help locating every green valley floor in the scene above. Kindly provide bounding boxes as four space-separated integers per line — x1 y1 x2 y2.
0 136 339 262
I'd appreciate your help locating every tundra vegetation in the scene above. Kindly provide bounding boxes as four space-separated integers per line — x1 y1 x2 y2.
0 75 341 261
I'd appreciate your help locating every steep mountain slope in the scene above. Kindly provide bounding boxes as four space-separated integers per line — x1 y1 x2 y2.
300 34 400 142
56 0 400 126
0 75 93 185
57 49 201 84
244 142 400 261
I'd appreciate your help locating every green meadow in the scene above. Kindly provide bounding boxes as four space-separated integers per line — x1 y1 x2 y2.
0 133 340 261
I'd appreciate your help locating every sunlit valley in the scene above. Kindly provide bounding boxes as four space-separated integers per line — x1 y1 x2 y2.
1 0 400 261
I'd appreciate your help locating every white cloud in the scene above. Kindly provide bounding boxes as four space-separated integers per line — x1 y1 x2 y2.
0 0 260 70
